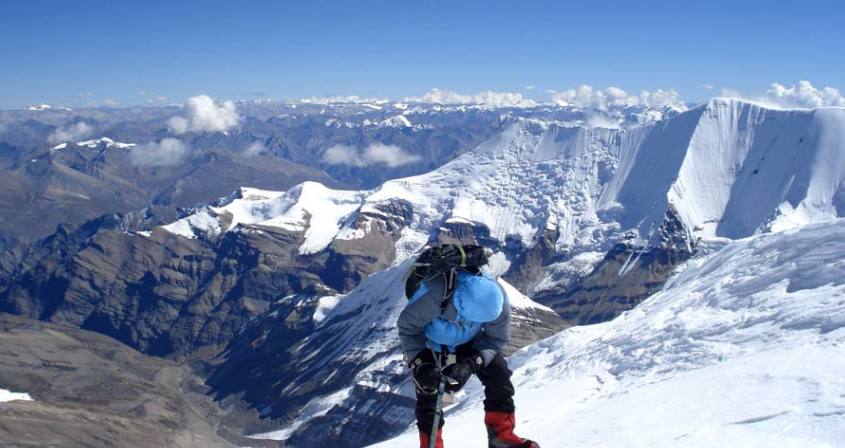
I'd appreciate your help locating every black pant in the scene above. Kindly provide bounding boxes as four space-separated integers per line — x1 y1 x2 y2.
415 344 515 434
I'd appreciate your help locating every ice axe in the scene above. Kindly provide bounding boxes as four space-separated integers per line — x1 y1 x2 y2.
429 346 457 448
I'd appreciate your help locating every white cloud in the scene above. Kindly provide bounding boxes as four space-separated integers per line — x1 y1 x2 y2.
300 95 388 105
719 81 845 110
47 122 93 144
524 85 536 91
322 143 421 168
129 138 189 167
323 145 358 165
763 81 845 108
548 85 686 111
103 98 120 107
362 143 422 166
169 95 240 134
406 88 538 107
145 95 168 104
138 91 168 104
702 84 715 90
243 141 267 158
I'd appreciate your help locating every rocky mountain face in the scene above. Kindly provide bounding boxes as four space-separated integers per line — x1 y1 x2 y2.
0 314 242 448
0 138 335 243
1 98 843 447
0 204 402 358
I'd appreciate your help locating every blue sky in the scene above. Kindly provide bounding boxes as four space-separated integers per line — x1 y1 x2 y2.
1 0 843 108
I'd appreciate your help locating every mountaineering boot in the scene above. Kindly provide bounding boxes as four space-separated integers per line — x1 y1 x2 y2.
485 411 540 448
419 428 444 448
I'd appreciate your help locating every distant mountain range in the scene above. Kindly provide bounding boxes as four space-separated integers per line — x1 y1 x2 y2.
0 100 682 244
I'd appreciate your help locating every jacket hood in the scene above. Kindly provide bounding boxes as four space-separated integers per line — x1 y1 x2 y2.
452 272 504 323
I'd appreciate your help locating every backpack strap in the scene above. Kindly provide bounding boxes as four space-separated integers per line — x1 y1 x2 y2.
456 245 467 267
440 269 458 313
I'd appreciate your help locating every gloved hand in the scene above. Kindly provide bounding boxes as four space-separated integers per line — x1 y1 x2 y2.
442 351 484 392
408 350 439 395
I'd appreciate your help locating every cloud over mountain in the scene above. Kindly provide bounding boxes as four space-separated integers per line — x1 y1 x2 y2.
763 81 845 108
549 85 686 111
169 95 240 134
129 138 189 167
322 143 421 167
243 141 267 158
47 122 93 144
407 88 537 107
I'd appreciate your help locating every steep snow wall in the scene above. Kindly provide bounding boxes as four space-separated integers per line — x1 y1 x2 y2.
669 99 845 238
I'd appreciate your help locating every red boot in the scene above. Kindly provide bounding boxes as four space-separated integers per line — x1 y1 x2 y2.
484 411 539 448
419 428 443 448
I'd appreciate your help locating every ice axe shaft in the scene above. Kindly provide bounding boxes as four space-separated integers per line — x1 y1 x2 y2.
429 347 449 448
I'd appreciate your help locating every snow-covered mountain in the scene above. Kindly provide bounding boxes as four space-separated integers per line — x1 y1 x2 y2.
163 98 845 295
51 137 136 150
372 218 845 448
0 95 687 243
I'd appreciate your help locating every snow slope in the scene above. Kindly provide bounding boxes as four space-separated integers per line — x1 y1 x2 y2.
0 388 33 403
372 219 845 448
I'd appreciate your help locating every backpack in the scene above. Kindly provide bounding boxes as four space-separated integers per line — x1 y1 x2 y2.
404 244 489 307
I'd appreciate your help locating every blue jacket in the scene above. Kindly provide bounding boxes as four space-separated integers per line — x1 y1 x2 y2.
397 271 510 363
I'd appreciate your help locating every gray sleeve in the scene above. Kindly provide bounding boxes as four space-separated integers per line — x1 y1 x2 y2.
397 279 446 363
472 287 511 363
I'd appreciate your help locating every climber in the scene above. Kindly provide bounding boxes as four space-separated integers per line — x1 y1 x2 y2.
398 244 540 448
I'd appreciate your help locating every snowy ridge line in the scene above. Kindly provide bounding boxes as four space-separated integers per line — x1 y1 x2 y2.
372 219 845 448
51 136 136 150
161 183 369 254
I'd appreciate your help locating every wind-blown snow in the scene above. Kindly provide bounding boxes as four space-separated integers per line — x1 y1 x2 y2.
372 219 845 448
0 388 33 403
